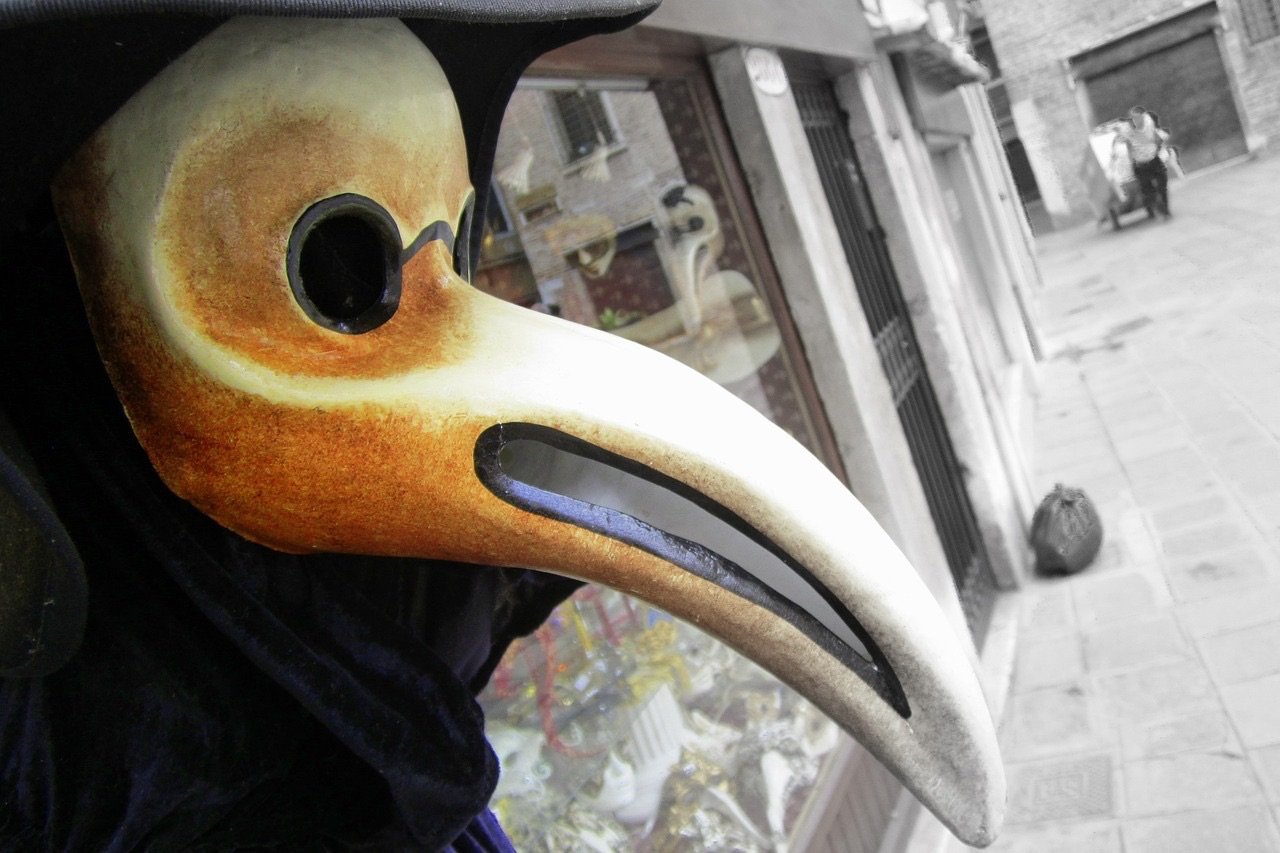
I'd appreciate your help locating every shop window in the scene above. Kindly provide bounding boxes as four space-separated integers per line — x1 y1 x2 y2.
477 71 847 851
1240 0 1280 43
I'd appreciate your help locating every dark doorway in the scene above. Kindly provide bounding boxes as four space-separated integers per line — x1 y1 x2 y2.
1081 21 1247 172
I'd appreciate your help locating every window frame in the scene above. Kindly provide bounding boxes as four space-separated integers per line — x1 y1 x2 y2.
545 87 625 166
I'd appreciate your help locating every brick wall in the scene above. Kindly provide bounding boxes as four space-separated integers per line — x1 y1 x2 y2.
1218 3 1280 147
980 0 1280 224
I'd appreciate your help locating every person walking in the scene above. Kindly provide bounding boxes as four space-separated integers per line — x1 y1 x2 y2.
1113 106 1171 219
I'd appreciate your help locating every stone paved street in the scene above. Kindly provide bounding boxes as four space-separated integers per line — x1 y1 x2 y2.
983 153 1280 852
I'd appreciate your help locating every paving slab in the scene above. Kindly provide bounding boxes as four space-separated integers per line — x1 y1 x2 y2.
1123 750 1263 816
1001 682 1109 761
1160 520 1255 559
1251 743 1280 804
1119 709 1238 761
1095 660 1219 727
1246 495 1280 541
1223 673 1280 748
1165 548 1272 602
1198 619 1280 685
1128 469 1219 507
1113 431 1190 460
1083 615 1192 674
1122 805 1280 853
1018 584 1075 639
1167 545 1274 596
1238 475 1280 501
1178 584 1280 638
1147 494 1232 536
1072 571 1168 629
1237 471 1280 500
1013 635 1085 692
1218 449 1280 484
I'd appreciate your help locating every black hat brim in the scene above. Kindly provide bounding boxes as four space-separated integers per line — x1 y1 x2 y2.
0 0 657 27
0 1 658 243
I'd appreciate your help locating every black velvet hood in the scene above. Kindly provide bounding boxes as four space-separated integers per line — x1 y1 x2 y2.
0 2 656 849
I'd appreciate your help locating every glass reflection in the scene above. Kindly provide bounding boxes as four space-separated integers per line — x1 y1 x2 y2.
476 76 843 852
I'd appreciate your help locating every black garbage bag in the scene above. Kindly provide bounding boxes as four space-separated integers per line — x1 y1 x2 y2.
1030 484 1103 575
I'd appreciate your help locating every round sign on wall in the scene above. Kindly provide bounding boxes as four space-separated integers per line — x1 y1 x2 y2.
745 47 789 96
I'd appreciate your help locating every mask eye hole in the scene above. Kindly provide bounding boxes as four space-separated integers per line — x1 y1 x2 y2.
288 194 402 334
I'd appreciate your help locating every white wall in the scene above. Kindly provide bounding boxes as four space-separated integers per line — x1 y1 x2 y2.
834 56 1041 593
707 45 975 644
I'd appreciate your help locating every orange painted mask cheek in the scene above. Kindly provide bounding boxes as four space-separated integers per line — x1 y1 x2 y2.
54 16 475 387
154 116 475 380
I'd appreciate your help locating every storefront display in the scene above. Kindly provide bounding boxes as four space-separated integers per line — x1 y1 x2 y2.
480 588 840 851
476 72 843 851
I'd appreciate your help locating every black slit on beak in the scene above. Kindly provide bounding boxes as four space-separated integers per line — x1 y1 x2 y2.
474 422 909 718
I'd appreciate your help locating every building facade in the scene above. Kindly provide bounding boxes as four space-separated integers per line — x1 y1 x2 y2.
978 0 1280 227
474 1 1042 849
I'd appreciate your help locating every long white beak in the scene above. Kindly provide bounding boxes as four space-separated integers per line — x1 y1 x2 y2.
413 289 1006 845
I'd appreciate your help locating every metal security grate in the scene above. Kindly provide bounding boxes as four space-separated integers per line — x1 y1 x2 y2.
791 79 996 641
1240 0 1280 43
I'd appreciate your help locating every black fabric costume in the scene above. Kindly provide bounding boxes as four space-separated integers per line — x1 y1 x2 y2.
0 191 585 852
0 5 653 848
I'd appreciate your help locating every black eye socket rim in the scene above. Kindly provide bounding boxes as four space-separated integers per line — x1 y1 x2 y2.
287 193 403 335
